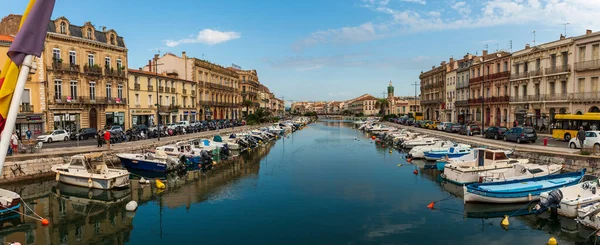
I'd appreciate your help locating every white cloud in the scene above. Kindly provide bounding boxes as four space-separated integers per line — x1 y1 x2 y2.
451 2 471 16
266 54 439 71
165 29 241 47
400 0 426 4
292 22 383 51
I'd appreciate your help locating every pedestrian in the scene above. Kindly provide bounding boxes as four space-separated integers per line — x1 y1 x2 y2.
593 124 598 131
577 126 586 153
25 128 32 140
96 130 103 147
10 132 19 155
104 129 111 150
513 120 518 128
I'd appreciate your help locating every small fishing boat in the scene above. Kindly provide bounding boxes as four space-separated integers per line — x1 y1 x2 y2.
116 151 183 173
0 189 20 216
479 163 563 183
576 201 600 229
407 141 470 159
424 147 471 161
463 169 586 204
402 137 439 149
536 177 600 218
441 148 527 184
52 153 130 189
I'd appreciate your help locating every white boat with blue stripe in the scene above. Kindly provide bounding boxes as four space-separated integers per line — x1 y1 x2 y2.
463 169 586 204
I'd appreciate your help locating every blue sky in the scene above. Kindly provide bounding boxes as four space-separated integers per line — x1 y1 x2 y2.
3 0 600 102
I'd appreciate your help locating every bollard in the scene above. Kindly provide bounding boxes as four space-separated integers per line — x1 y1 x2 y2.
543 137 548 146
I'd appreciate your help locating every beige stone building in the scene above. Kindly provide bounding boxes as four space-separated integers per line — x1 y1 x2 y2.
455 54 476 124
350 94 377 116
509 36 574 127
235 69 260 116
469 50 511 127
420 62 446 121
0 15 129 133
572 30 600 114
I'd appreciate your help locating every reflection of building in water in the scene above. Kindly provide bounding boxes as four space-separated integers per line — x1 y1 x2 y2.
131 142 273 210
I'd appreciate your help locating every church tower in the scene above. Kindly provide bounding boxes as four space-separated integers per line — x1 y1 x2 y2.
387 81 394 99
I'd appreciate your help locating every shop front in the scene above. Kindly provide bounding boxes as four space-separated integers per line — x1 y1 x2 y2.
16 114 44 139
105 111 125 128
131 109 155 127
52 113 80 133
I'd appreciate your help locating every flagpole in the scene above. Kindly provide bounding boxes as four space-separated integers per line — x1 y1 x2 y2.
0 55 34 172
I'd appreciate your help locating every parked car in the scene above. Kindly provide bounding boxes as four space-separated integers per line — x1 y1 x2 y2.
444 123 454 133
484 126 508 140
459 125 481 136
450 124 462 133
37 129 70 143
71 127 97 140
437 122 451 131
427 121 439 130
108 125 123 133
504 126 537 143
568 130 600 150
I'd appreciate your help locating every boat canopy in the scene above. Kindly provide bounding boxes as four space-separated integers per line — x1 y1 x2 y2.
214 135 223 142
83 153 103 160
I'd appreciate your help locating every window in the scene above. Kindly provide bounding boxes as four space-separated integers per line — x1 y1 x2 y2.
536 58 540 70
593 44 599 60
535 84 540 96
86 28 92 39
54 80 62 100
135 93 140 105
504 61 508 72
579 46 586 62
549 82 555 94
110 34 115 45
69 51 76 65
524 62 528 72
496 63 500 73
134 76 139 85
486 66 490 75
593 77 599 92
522 85 527 97
88 54 94 66
117 84 123 99
172 96 176 105
105 57 111 69
148 95 152 106
561 80 567 93
551 54 557 67
515 64 520 74
89 82 96 100
166 96 169 105
70 81 77 99
60 22 66 34
52 48 60 61
561 51 568 66
579 78 586 92
514 86 519 98
116 59 122 69
106 83 112 99
159 95 162 105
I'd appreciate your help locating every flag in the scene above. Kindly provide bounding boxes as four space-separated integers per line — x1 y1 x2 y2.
0 0 55 134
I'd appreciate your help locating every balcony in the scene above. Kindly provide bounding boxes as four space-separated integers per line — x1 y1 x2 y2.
545 65 571 75
158 86 164 92
182 89 187 95
134 84 141 90
456 82 470 89
485 71 510 80
454 100 469 106
84 65 103 76
191 90 196 96
48 61 80 74
545 93 569 101
468 98 482 104
105 68 126 78
204 82 235 92
159 105 179 112
510 72 528 80
575 59 600 71
469 76 484 84
421 99 443 105
104 97 127 105
528 69 542 77
171 88 176 93
19 104 34 113
147 85 153 91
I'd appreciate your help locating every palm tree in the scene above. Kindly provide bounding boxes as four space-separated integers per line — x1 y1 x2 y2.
242 99 254 117
375 98 389 115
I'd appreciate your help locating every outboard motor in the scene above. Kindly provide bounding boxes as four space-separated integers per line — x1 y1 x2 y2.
221 144 230 156
535 189 563 214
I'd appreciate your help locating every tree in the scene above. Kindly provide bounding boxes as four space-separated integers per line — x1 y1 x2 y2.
375 98 390 115
242 99 254 117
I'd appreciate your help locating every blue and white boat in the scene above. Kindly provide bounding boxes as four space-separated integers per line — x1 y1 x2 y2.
463 169 586 204
0 189 20 216
424 147 471 161
116 152 183 173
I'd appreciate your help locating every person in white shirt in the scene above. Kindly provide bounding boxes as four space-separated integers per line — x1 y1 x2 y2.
10 132 19 155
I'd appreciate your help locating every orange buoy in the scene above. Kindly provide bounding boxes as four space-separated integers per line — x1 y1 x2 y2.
371 136 376 140
41 218 49 226
413 170 418 175
427 202 435 209
407 158 412 162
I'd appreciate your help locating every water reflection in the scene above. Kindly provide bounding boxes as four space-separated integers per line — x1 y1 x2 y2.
0 139 275 244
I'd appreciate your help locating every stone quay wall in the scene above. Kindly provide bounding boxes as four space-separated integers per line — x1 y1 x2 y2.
0 124 268 184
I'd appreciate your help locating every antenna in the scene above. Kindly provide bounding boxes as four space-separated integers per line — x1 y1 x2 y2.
532 30 536 46
509 40 513 52
563 23 570 37
484 44 488 51
496 43 499 52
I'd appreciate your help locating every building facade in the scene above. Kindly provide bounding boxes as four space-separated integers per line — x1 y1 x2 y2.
420 62 446 121
572 30 600 114
350 95 377 116
469 50 511 127
236 69 260 116
455 54 475 124
510 37 574 127
445 59 458 122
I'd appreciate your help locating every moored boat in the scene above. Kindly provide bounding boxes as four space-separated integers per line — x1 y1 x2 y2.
52 153 130 190
463 169 586 204
424 147 471 161
479 163 563 183
441 148 527 184
116 151 183 173
0 189 20 216
536 177 600 218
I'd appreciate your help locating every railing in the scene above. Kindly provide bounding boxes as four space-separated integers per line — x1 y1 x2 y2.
158 105 179 112
469 76 484 84
84 65 103 76
48 62 80 73
105 68 126 78
19 104 33 113
421 99 443 105
545 65 571 75
158 86 164 92
510 72 528 80
545 93 569 101
454 100 469 106
510 94 568 102
456 82 470 89
528 69 542 77
147 85 153 91
171 88 176 93
468 98 482 104
134 84 140 90
104 97 127 104
485 71 510 80
575 59 600 71
204 82 235 92
569 92 600 101
182 89 187 95
191 90 196 96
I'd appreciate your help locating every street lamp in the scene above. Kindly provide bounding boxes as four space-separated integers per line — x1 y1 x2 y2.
154 59 164 141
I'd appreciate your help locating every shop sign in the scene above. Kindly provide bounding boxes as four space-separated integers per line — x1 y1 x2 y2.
184 111 189 115
26 115 42 121
205 111 212 116
131 109 153 114
191 111 196 114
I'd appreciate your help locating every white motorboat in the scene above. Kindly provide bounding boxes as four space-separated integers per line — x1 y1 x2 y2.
401 137 439 149
408 141 470 159
442 148 528 185
576 199 600 229
116 151 183 173
52 153 130 189
537 178 599 218
480 163 563 183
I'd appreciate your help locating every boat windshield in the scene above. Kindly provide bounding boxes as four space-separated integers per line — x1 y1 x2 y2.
494 152 508 160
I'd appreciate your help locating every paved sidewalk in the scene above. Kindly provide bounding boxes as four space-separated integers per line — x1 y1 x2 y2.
381 122 582 156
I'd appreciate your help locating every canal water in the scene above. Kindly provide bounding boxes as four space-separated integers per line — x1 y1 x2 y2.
0 121 597 244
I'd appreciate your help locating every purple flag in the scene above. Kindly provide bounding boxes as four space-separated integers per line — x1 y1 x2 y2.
8 0 56 66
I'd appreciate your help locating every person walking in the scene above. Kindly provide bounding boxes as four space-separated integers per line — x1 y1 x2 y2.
25 128 32 140
96 130 103 147
577 126 586 153
10 132 19 155
104 130 111 150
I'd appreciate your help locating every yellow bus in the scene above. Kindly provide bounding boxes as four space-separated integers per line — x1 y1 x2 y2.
552 113 600 141
412 112 424 121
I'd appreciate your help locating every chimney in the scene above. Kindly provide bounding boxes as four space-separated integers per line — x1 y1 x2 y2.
482 50 488 56
587 29 593 35
560 34 565 40
525 44 531 49
154 54 159 60
102 27 106 32
440 61 446 66
182 51 187 59
148 60 152 72
449 57 454 63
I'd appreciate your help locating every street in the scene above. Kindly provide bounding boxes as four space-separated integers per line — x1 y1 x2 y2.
41 138 97 149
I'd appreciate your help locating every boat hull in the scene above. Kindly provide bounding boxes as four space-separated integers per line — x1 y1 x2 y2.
424 152 469 161
55 172 129 190
118 156 168 172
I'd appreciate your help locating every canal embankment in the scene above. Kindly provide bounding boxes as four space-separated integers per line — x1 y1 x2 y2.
381 122 600 174
1 124 269 184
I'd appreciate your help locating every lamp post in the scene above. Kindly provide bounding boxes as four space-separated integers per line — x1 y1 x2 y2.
154 59 164 141
481 56 486 135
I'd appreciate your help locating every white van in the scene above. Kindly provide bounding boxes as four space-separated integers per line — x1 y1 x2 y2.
437 122 451 131
177 121 190 127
